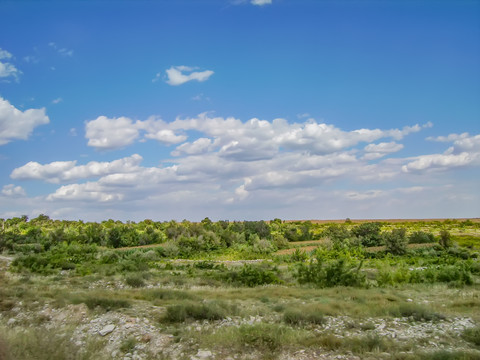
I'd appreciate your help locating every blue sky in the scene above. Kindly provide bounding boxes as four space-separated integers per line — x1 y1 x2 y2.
1 0 479 221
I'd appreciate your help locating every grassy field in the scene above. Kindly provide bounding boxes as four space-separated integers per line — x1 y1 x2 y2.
1 217 479 359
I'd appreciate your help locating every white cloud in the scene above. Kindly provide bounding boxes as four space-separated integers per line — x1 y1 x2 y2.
165 66 214 86
251 0 272 5
362 141 404 160
0 97 49 145
171 138 213 156
52 97 63 104
427 132 469 142
11 154 143 183
47 182 124 202
144 129 187 144
1 184 26 197
85 116 188 150
402 152 476 172
0 48 21 81
402 133 480 173
85 116 140 150
9 109 480 221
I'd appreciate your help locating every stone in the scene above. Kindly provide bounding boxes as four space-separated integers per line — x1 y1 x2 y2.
99 324 116 336
195 349 213 359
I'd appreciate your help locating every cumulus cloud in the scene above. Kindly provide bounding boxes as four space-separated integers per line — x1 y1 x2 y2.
47 182 124 202
362 141 404 160
171 138 213 156
85 116 140 149
0 48 21 81
0 97 49 145
85 116 188 150
11 154 143 183
85 112 433 159
12 110 479 221
165 66 214 86
1 184 26 197
402 133 480 172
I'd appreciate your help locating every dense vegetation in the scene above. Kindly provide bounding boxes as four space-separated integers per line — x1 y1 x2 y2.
1 215 479 287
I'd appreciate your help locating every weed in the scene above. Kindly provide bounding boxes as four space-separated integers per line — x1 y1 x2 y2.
163 300 236 322
119 337 137 353
283 307 325 326
124 273 146 288
72 295 131 311
462 326 480 346
391 303 444 321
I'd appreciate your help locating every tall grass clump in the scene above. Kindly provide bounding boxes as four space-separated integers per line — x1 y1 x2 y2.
462 326 480 346
163 300 236 322
390 303 444 322
283 307 325 326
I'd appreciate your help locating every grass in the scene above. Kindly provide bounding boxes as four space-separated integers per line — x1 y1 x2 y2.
163 300 238 322
390 303 445 321
0 326 108 360
282 306 326 326
462 326 480 347
70 295 131 311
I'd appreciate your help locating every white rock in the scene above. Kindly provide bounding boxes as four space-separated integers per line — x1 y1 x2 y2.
99 324 116 336
195 349 213 359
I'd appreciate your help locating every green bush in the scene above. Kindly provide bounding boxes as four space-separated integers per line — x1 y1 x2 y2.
226 264 281 287
439 230 453 248
296 253 366 288
409 231 435 244
384 228 408 255
163 300 235 322
351 222 383 247
124 273 146 288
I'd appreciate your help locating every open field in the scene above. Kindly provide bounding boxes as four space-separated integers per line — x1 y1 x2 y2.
1 217 480 359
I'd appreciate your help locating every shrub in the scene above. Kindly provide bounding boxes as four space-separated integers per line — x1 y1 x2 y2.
295 252 366 288
439 230 453 248
124 273 146 288
351 222 383 247
384 228 408 255
226 264 281 287
409 231 435 244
